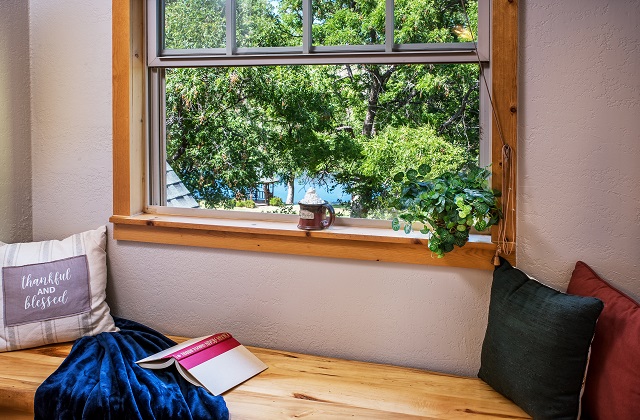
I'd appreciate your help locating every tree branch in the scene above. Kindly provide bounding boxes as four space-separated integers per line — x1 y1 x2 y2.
438 83 476 134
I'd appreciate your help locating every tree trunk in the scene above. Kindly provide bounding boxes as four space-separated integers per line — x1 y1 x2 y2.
263 183 272 204
350 194 366 219
362 76 382 138
357 66 397 218
362 65 396 138
286 176 295 204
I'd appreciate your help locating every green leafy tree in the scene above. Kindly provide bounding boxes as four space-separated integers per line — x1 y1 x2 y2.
333 125 469 218
164 0 481 215
305 0 480 216
164 0 226 49
250 65 355 203
166 67 267 203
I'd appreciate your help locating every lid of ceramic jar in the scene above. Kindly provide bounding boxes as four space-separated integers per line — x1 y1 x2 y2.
298 188 326 205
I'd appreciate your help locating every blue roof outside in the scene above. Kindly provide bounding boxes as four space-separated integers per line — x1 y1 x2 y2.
166 162 199 208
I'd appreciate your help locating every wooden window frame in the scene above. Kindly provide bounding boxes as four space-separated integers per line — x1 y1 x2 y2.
110 0 517 271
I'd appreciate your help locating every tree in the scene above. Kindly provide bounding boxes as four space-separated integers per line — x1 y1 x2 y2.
166 67 267 203
306 0 480 216
249 65 354 204
163 0 481 216
164 0 226 49
333 126 469 218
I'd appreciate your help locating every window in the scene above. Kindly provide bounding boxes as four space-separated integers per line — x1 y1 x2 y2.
148 0 488 215
110 0 517 270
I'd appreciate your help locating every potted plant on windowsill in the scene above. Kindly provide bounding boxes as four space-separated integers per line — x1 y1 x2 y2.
391 163 502 258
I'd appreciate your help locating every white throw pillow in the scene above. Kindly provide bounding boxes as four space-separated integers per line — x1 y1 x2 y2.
0 226 118 351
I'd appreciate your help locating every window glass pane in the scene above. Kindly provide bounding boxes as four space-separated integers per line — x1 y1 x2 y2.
236 0 303 48
164 63 479 218
164 0 226 49
394 0 477 44
312 0 386 46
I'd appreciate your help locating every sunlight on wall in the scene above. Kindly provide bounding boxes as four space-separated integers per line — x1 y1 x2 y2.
0 1 32 243
0 13 15 237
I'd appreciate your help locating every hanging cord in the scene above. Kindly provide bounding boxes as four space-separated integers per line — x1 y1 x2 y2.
458 0 515 265
495 143 516 264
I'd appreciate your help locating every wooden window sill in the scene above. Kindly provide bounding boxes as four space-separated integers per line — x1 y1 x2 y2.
110 213 514 270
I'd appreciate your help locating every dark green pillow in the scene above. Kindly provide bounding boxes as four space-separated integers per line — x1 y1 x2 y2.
478 258 603 420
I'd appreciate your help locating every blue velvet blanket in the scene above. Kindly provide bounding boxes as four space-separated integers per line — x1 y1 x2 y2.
34 318 229 420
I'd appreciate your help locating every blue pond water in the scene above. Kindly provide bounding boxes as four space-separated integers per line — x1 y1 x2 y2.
271 178 351 204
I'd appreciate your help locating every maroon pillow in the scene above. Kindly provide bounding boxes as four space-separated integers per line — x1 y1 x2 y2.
567 261 640 420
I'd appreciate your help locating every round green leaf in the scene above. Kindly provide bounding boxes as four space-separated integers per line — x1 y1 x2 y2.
404 223 412 234
406 169 418 181
391 217 401 231
393 172 405 183
453 236 467 247
454 230 468 240
417 163 431 176
476 203 489 214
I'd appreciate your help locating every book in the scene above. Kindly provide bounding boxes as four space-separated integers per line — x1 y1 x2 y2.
136 332 268 396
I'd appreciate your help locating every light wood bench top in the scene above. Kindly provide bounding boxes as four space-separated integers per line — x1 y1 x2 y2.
0 337 530 419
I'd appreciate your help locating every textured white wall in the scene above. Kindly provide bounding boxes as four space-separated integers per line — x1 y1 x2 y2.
0 0 32 243
25 0 640 376
517 1 640 298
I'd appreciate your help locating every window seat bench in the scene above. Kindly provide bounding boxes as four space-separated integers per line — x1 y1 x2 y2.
0 336 530 419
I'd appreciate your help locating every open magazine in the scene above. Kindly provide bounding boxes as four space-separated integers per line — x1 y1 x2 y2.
137 332 267 396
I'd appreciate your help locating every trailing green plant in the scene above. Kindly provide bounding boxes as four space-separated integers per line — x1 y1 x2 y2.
391 163 502 258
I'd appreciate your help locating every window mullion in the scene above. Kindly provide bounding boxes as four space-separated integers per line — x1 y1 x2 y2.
147 0 160 63
479 63 492 172
303 0 311 54
477 0 490 61
385 0 394 52
226 0 236 55
148 68 165 207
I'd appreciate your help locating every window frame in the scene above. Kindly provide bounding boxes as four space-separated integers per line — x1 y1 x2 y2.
110 0 517 271
149 0 490 63
147 0 492 210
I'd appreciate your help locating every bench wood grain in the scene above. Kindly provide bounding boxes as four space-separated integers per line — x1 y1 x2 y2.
0 337 530 419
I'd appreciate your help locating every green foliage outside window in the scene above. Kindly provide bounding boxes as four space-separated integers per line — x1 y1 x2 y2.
164 0 481 218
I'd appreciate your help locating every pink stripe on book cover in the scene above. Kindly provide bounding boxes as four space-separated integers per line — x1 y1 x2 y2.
169 333 232 361
177 337 242 370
